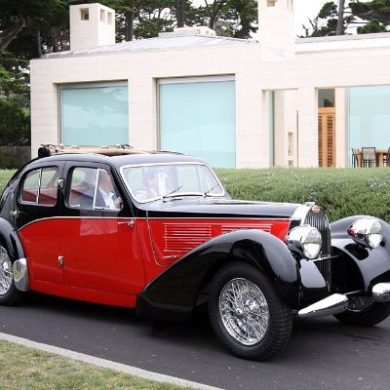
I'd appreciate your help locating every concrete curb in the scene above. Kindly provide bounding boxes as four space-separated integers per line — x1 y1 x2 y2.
0 332 223 390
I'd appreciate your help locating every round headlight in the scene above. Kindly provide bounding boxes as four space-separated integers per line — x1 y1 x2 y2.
347 218 383 249
287 226 322 259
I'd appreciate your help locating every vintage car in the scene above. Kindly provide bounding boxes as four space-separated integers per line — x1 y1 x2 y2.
1 145 390 361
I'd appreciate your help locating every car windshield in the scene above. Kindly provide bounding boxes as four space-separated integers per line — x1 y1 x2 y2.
120 163 225 203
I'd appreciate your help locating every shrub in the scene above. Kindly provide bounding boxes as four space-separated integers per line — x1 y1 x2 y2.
0 146 31 169
216 168 390 222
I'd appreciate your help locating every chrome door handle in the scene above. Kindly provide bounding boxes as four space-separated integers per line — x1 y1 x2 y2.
58 256 64 266
118 219 135 228
10 210 19 218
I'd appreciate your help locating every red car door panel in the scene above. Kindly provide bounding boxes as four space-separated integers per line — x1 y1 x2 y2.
60 217 145 295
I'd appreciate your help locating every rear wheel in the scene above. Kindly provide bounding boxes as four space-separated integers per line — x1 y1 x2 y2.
208 262 293 361
0 245 23 306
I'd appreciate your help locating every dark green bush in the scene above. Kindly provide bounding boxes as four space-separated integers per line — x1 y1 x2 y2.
216 168 390 222
0 146 31 169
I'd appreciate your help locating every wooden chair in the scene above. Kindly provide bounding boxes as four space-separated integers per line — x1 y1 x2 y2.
384 147 390 167
351 148 361 168
362 147 377 167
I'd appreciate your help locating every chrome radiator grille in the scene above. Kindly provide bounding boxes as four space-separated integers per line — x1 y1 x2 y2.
304 208 332 285
304 208 331 258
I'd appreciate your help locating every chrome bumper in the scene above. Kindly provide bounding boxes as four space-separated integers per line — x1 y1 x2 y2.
372 283 390 303
12 258 29 292
298 293 348 318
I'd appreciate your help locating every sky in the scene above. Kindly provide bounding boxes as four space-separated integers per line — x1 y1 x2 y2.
294 0 331 33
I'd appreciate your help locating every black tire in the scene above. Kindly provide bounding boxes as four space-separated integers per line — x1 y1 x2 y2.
208 262 293 361
0 244 24 306
334 302 390 327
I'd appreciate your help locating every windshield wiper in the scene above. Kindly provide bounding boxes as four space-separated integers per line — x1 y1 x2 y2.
162 186 205 201
162 185 183 200
203 185 219 197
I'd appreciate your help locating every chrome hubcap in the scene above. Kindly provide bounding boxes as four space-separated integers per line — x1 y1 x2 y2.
219 278 269 346
0 246 13 296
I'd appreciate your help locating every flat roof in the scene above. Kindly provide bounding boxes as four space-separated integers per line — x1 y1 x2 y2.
45 34 257 59
296 31 390 53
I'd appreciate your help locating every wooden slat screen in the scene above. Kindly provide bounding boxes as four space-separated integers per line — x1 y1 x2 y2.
318 108 336 167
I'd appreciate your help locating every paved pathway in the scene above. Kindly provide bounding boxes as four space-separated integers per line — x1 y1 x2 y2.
0 293 389 390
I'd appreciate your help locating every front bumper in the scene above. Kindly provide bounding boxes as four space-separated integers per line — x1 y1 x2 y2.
298 282 390 318
372 283 390 303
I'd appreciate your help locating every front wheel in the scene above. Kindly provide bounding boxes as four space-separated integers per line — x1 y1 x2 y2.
208 262 293 361
335 300 390 327
0 245 23 306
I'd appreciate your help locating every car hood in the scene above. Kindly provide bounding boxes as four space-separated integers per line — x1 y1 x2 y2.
140 197 300 219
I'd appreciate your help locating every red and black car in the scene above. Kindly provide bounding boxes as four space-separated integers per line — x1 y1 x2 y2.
1 145 390 360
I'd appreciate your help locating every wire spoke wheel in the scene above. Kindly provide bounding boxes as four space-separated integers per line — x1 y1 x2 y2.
219 278 269 346
208 262 293 360
0 246 13 296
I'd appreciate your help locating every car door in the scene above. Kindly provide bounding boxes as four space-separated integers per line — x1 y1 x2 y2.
60 163 145 299
16 163 65 286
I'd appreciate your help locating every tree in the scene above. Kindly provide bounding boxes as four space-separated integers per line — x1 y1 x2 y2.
301 1 353 37
350 0 390 33
218 0 257 38
0 0 69 52
0 50 30 145
336 0 346 35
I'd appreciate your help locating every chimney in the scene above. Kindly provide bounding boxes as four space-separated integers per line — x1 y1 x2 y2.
258 0 295 59
70 3 115 51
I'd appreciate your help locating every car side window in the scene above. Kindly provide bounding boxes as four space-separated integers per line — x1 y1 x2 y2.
20 167 59 207
68 167 122 211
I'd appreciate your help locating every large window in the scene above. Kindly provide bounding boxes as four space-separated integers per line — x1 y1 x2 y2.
349 86 390 163
159 77 236 168
60 83 129 146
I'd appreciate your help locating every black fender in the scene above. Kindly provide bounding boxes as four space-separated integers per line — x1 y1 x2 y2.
330 216 390 292
137 229 301 321
0 217 25 261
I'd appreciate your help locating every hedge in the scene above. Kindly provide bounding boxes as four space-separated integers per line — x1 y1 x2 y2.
1 168 390 223
0 146 31 169
216 168 390 222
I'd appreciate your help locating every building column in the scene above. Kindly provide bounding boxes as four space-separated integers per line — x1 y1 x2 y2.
335 88 348 168
297 87 318 167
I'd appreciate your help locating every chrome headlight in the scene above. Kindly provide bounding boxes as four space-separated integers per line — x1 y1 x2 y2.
287 225 322 259
347 218 383 249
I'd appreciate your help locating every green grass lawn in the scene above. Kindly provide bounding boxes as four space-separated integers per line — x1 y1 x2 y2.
0 340 190 390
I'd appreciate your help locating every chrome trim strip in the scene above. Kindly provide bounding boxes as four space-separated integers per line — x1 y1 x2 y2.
298 293 348 318
18 216 132 231
372 283 390 303
12 258 29 292
18 215 290 231
290 203 314 224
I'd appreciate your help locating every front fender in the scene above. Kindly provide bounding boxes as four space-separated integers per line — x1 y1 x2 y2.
137 229 300 321
331 217 390 292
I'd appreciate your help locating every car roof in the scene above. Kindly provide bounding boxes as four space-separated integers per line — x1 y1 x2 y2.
28 152 208 169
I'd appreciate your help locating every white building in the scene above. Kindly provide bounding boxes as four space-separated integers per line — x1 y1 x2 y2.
30 0 390 168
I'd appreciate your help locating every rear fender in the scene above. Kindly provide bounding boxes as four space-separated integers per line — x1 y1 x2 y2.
136 229 300 321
